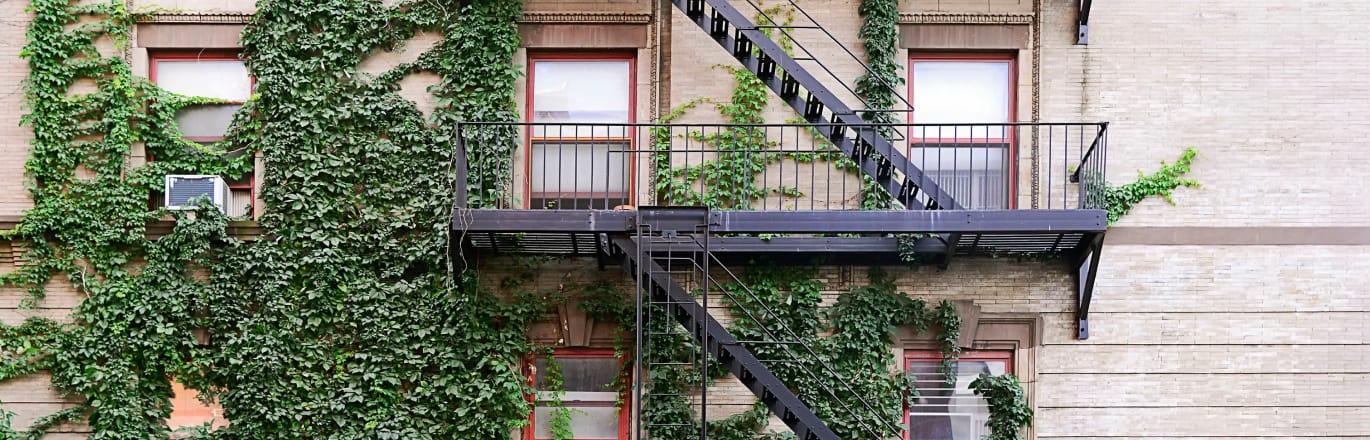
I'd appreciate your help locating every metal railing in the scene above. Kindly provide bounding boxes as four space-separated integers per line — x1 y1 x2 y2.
454 121 1108 211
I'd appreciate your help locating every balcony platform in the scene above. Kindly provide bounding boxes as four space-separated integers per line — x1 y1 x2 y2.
455 208 1104 258
454 207 1106 339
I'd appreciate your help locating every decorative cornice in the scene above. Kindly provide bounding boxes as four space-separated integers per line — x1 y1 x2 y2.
899 13 1033 25
135 13 253 24
518 12 652 25
136 12 654 25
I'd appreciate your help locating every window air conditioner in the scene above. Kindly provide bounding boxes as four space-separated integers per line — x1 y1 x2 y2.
164 175 230 213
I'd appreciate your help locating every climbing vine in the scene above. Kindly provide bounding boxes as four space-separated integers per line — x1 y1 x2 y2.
854 0 902 210
1 0 1054 438
541 355 577 440
608 264 964 440
1104 147 1200 224
971 373 1033 440
3 0 538 438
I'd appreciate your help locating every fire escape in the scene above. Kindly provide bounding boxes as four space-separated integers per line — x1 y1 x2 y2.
453 0 1108 438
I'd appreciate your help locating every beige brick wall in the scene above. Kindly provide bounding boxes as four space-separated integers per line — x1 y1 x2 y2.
0 0 34 217
1032 0 1370 437
1040 0 1370 227
5 0 1370 438
1038 245 1370 438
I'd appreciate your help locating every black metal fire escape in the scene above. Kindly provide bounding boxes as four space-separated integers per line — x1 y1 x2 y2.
675 0 959 211
451 0 1112 438
619 207 915 440
621 208 843 439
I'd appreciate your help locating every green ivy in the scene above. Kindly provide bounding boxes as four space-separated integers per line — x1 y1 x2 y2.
711 265 968 439
541 355 577 440
970 373 1033 440
2 0 250 437
0 0 1049 438
854 0 901 210
633 266 963 439
654 2 861 210
1104 147 1201 224
3 0 538 438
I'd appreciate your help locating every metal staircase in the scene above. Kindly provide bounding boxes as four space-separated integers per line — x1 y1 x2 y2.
619 208 901 440
672 0 961 210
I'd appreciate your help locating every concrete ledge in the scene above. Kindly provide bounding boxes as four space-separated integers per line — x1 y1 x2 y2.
1108 226 1370 246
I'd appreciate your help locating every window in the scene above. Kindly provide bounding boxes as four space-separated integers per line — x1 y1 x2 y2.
528 54 634 210
168 381 227 436
909 54 1016 209
905 351 1013 440
528 351 628 440
150 52 255 217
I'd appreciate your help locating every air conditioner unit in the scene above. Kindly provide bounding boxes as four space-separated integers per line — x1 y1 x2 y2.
164 175 229 213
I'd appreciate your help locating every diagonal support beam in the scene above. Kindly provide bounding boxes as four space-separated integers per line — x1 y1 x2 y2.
1073 232 1105 339
1077 0 1094 44
615 236 839 440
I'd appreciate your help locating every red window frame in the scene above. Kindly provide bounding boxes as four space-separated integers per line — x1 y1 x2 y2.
908 53 1018 209
902 350 1014 440
525 348 631 440
525 52 637 209
149 51 257 216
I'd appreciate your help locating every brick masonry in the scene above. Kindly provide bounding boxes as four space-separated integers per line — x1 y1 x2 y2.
2 0 1370 438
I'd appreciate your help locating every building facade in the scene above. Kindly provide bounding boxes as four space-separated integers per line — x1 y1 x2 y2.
2 0 1369 439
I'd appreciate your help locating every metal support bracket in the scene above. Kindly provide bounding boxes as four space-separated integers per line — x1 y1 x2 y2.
1076 0 1093 45
1073 232 1104 339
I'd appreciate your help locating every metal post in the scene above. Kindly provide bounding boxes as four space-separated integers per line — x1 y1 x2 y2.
453 122 468 209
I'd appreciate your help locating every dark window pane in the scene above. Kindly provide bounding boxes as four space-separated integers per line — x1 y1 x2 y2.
535 357 619 393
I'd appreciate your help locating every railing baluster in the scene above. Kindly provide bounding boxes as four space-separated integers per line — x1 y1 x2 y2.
455 121 1106 213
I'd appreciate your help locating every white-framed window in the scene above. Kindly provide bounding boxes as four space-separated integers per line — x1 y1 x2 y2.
528 55 634 210
909 54 1016 209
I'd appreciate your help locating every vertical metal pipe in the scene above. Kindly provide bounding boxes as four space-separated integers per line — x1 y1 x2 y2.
453 122 467 209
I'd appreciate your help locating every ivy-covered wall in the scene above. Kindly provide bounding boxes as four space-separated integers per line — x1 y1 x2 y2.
0 0 1230 439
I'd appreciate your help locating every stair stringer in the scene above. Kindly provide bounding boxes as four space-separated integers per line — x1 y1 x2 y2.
613 236 839 440
670 0 962 210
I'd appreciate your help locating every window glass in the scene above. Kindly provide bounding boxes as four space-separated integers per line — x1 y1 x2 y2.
532 406 619 439
534 357 620 393
909 57 1013 209
149 55 255 217
532 355 623 439
155 60 251 101
533 61 631 123
174 105 242 138
912 61 1010 127
168 381 227 433
529 58 634 209
907 354 1010 440
530 142 630 194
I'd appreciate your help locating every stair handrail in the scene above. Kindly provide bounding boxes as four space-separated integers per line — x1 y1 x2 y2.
651 235 904 438
675 0 962 209
741 0 915 125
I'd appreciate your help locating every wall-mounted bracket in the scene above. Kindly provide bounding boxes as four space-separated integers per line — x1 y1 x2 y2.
1076 0 1094 45
1073 232 1104 339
